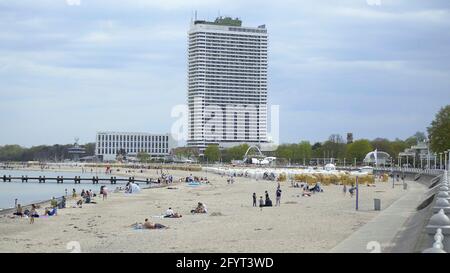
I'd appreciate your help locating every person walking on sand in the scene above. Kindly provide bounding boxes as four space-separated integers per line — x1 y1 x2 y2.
343 184 347 196
276 188 282 206
252 193 257 207
265 191 269 201
259 196 264 211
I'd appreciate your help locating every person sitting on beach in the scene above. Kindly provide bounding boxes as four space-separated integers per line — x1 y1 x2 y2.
165 207 174 217
76 199 83 208
191 202 207 214
44 207 57 216
13 204 23 217
84 191 91 204
81 190 86 198
349 187 355 197
165 212 182 218
302 188 312 197
265 198 273 207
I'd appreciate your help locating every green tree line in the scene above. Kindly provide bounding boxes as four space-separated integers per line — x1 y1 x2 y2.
0 143 95 162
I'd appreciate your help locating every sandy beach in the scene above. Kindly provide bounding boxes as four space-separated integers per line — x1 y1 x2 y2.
0 167 411 253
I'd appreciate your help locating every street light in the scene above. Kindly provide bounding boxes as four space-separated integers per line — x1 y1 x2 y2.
445 152 448 171
447 149 450 170
440 153 443 170
434 153 437 169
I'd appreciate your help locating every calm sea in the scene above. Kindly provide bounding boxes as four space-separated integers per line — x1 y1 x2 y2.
0 169 130 210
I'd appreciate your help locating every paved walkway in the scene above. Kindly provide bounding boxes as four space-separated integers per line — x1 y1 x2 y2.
330 181 427 253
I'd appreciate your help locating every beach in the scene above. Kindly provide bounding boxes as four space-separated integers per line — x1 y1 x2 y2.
0 167 413 253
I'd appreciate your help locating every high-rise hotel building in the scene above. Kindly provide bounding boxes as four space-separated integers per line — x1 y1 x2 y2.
187 17 268 151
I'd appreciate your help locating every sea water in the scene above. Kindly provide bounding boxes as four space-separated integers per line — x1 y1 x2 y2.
0 169 128 209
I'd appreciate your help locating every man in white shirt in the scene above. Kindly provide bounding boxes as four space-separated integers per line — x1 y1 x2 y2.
165 207 174 217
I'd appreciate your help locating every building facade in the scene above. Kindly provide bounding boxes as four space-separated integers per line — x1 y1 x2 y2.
187 17 268 151
95 132 175 161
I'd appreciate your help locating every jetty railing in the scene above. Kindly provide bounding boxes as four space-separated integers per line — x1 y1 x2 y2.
1 175 158 185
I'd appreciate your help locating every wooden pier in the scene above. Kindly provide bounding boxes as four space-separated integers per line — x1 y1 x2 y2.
1 175 156 185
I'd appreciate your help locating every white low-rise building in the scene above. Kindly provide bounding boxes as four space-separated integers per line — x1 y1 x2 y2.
95 132 175 161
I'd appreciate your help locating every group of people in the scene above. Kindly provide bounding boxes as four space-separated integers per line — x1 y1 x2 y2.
227 176 235 184
13 198 60 224
342 184 357 197
292 182 324 197
125 182 140 194
132 204 200 231
164 207 182 218
253 184 283 209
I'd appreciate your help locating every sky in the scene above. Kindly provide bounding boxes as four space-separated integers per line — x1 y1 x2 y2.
0 0 449 147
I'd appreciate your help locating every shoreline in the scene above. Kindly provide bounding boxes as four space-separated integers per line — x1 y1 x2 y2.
0 166 183 215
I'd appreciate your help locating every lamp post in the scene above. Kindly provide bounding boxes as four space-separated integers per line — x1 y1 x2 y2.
434 153 437 169
440 153 443 170
447 150 450 171
355 176 359 211
445 152 448 171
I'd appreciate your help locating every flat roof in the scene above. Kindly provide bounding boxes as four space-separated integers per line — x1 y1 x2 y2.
194 16 242 27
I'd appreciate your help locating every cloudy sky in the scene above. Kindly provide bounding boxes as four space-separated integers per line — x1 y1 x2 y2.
0 0 449 147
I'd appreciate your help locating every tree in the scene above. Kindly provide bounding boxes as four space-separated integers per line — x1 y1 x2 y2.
297 141 312 162
137 152 151 163
116 148 127 162
413 131 427 142
370 138 394 156
83 143 96 156
345 139 373 163
204 144 220 163
223 144 249 162
275 144 294 161
328 134 345 144
0 145 25 161
390 138 408 158
311 142 323 159
428 105 450 153
172 147 199 159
